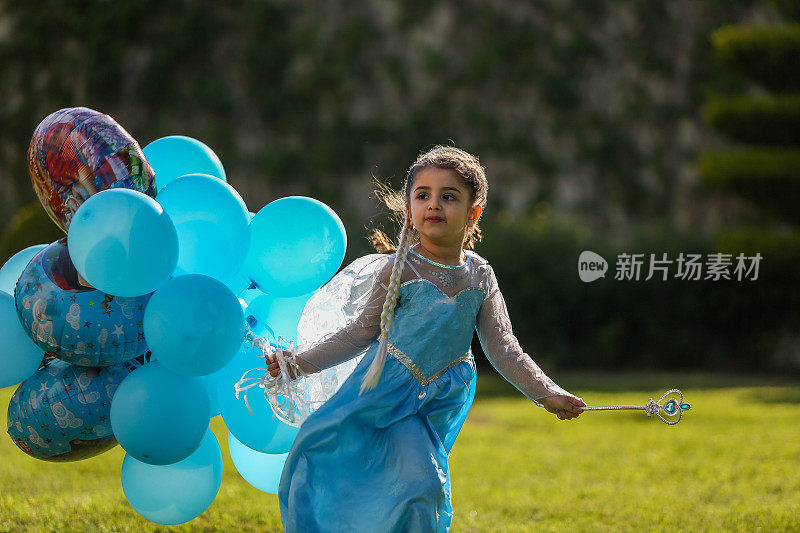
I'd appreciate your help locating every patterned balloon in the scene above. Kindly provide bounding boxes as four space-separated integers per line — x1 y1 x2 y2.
27 107 155 232
6 354 149 461
14 239 151 366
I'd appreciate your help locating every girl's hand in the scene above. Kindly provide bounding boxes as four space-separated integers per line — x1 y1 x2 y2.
266 349 298 379
541 395 586 420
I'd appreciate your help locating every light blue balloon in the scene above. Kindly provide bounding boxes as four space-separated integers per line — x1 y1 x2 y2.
67 188 179 297
143 135 226 192
244 197 346 297
0 291 43 388
246 291 314 346
238 286 264 306
228 431 288 494
143 274 244 376
110 362 210 465
0 245 47 294
217 342 300 453
156 174 250 284
122 429 223 525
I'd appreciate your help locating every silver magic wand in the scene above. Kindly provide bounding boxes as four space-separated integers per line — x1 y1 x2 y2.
581 389 691 425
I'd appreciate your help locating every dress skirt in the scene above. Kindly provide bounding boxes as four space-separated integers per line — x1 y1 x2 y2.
278 340 477 533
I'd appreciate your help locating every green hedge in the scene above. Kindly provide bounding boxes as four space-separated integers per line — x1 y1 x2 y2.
703 94 800 146
699 147 800 224
473 215 799 372
712 25 800 91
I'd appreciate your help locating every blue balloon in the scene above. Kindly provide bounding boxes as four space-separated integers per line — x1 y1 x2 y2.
67 188 179 297
143 274 244 376
110 362 210 465
0 291 45 388
217 342 299 453
244 197 346 297
0 245 47 294
246 291 313 347
143 136 226 192
238 286 264 306
156 174 250 284
200 374 221 417
228 431 288 494
14 239 152 366
122 429 223 525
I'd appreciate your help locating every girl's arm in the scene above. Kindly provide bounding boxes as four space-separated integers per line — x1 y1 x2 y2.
275 260 392 375
476 266 581 408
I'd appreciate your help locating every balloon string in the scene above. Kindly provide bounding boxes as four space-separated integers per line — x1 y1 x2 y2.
234 329 312 424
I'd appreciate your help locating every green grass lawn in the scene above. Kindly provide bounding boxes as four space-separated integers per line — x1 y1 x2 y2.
1 372 798 532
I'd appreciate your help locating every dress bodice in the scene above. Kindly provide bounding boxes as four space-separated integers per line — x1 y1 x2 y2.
388 280 484 383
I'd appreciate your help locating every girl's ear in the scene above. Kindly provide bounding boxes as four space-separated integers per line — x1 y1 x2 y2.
469 204 483 223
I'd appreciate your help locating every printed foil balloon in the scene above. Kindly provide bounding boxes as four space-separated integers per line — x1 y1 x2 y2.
14 239 151 366
27 107 155 232
6 355 149 461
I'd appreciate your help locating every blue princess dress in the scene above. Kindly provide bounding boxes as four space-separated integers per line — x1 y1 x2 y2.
275 246 578 532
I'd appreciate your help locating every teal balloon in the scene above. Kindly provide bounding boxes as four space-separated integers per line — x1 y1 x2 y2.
0 291 43 388
0 245 47 294
143 274 244 376
245 291 313 346
244 197 346 297
238 286 264 306
200 374 221 417
217 342 299 453
143 136 226 192
67 188 179 297
156 174 250 284
110 362 210 465
228 431 288 494
122 429 223 525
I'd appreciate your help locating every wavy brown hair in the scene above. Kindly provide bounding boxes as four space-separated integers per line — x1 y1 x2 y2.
369 146 488 253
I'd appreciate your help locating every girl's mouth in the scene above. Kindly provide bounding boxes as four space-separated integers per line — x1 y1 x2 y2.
426 217 445 223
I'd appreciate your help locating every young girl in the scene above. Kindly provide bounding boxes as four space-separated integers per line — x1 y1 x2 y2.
264 146 585 532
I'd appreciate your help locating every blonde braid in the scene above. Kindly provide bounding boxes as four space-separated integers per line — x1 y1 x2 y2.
359 219 412 393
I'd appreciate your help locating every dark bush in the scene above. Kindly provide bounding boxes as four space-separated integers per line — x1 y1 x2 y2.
699 147 800 225
0 203 64 264
769 0 800 21
472 215 798 372
712 25 800 91
704 94 800 146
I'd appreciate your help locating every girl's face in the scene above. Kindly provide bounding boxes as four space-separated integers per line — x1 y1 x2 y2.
408 166 481 248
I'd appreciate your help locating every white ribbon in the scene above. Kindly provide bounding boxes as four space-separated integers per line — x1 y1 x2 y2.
234 329 313 426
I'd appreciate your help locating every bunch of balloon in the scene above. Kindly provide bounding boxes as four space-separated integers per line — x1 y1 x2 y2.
3 108 162 465
0 109 235 525
2 107 351 523
213 196 348 494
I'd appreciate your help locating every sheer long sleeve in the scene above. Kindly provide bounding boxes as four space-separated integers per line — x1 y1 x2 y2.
293 258 391 374
476 266 579 407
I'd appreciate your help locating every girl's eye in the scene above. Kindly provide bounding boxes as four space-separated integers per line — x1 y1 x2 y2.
443 193 455 200
416 192 428 199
